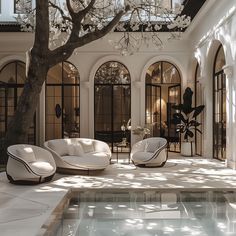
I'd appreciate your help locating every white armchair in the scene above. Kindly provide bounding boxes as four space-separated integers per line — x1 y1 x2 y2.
130 137 168 167
6 144 56 184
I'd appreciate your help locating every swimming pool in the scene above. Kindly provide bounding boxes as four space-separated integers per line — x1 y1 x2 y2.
53 190 236 236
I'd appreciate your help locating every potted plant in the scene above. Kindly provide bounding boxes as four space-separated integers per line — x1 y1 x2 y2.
172 87 205 156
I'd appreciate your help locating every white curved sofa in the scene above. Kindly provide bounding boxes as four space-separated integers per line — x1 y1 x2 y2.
44 138 111 173
7 144 56 184
130 137 168 167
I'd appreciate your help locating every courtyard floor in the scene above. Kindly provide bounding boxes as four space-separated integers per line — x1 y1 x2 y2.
0 154 236 236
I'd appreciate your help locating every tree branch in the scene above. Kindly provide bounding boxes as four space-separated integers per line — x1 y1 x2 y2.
33 0 49 54
49 1 72 22
48 8 126 65
77 0 96 20
66 0 76 19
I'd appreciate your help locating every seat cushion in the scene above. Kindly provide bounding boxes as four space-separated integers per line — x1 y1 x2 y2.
16 147 36 163
29 161 54 175
132 151 154 163
48 140 68 156
61 154 109 169
84 151 110 159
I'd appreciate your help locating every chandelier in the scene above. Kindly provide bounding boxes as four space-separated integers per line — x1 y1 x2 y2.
108 0 191 56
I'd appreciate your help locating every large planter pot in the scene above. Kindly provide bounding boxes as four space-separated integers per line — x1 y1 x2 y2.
181 142 195 156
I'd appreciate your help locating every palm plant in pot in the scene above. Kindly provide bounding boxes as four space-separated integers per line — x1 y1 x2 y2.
172 87 205 156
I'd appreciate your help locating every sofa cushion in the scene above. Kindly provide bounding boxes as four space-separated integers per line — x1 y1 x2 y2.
78 140 94 153
68 143 84 156
145 141 160 153
29 161 54 175
61 155 109 169
16 147 36 163
84 151 110 159
48 140 68 156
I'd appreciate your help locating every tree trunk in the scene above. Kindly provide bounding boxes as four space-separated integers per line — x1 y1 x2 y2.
1 51 49 163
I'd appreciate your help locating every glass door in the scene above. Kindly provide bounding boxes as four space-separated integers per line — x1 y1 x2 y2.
94 84 131 152
94 85 113 148
168 85 181 152
146 84 161 137
0 84 6 141
213 71 226 160
94 61 131 153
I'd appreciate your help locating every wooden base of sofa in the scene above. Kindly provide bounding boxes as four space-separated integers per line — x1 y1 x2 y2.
56 167 105 175
6 173 55 185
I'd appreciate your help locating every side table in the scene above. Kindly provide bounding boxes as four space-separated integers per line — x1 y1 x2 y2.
115 142 130 164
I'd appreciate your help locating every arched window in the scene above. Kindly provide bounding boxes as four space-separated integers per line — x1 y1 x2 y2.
0 61 36 144
213 44 226 160
194 63 203 156
145 61 181 152
45 62 80 140
94 61 131 153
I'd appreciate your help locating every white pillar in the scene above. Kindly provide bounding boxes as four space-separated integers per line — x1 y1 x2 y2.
131 81 142 146
81 81 91 138
200 74 213 158
38 83 45 146
223 64 235 168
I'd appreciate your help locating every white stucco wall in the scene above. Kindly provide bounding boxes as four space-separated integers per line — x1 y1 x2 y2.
0 0 236 168
185 0 236 166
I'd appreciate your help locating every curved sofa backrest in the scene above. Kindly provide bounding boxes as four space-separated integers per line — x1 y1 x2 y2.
44 138 111 157
7 144 55 164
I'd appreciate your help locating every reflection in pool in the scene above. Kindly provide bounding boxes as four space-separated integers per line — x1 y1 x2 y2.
55 190 236 236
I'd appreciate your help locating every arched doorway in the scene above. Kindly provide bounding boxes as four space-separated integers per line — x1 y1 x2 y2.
94 61 131 153
0 61 36 144
145 61 181 152
213 44 226 160
45 61 80 140
195 62 203 156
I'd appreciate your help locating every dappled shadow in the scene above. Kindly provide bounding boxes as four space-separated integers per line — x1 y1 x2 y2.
33 158 236 193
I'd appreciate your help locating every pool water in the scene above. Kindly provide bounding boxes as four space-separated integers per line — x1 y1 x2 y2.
55 190 236 236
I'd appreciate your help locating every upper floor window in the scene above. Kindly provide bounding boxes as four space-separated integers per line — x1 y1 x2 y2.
14 0 32 14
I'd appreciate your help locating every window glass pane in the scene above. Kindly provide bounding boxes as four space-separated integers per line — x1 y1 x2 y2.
213 45 226 160
94 61 131 152
63 62 80 84
146 61 180 84
47 64 62 84
17 62 26 84
0 63 16 84
145 61 181 152
215 46 226 73
46 61 80 140
146 62 161 84
162 62 180 83
95 61 130 84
